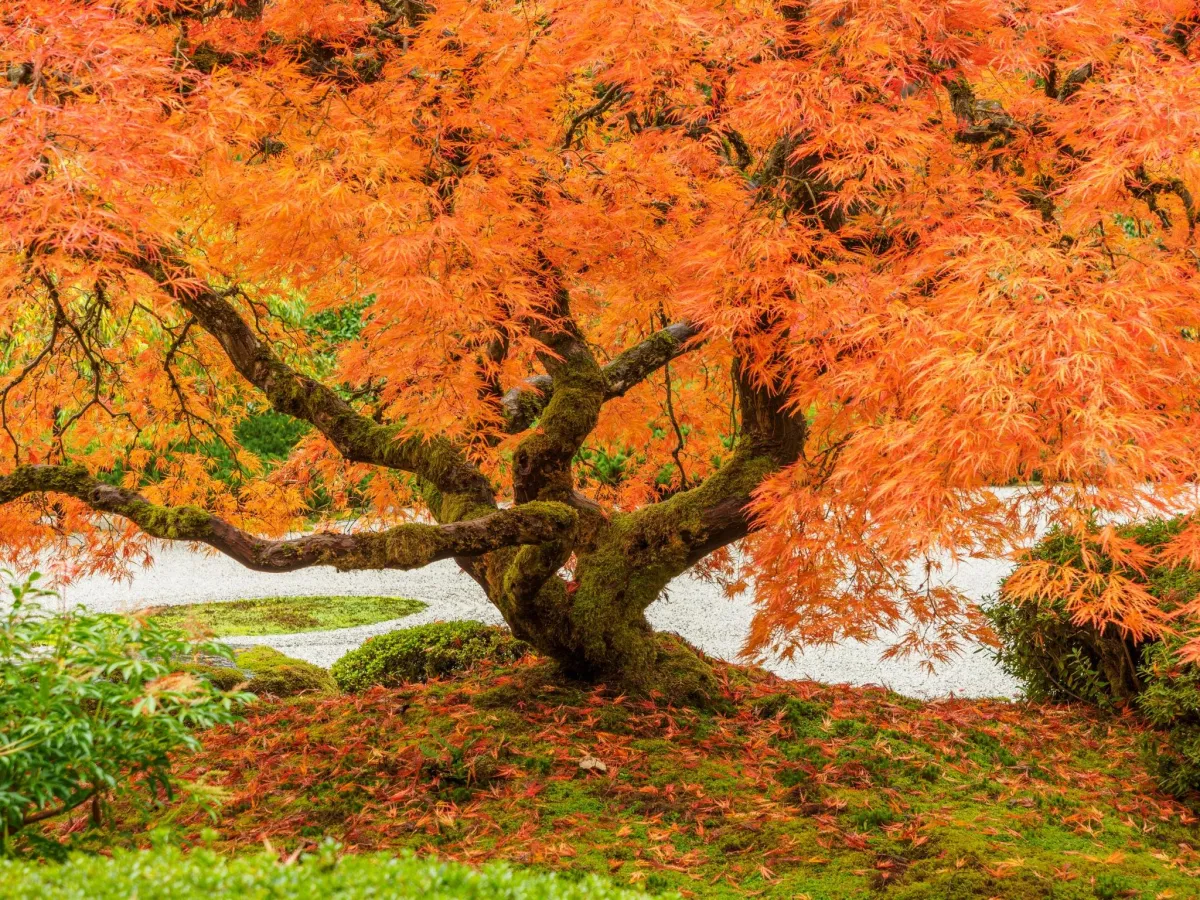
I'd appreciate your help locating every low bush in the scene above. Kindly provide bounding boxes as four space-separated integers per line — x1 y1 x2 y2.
331 621 528 692
986 517 1200 795
987 518 1200 707
0 842 661 899
183 647 336 698
235 647 337 697
0 573 249 847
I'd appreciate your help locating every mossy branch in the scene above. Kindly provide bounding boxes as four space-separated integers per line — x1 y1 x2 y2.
500 320 702 434
510 285 606 504
132 253 495 520
0 464 576 573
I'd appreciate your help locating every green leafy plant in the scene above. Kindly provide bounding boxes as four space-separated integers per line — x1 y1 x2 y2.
0 842 665 899
986 518 1200 795
0 572 250 848
331 622 528 692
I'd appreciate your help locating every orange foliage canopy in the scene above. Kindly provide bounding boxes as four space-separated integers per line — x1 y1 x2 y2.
2 0 1200 669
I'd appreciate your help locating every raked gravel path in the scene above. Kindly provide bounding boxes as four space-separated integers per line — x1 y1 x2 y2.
29 544 1025 700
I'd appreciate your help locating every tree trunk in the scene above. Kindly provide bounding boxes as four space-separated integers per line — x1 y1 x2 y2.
476 440 785 703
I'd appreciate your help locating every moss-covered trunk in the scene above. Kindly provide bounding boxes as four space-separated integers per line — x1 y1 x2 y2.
487 545 721 703
472 441 787 702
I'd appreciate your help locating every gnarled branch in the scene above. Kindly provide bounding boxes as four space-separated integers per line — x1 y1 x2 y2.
510 281 605 503
500 320 702 433
132 253 496 519
0 464 575 573
1127 167 1197 235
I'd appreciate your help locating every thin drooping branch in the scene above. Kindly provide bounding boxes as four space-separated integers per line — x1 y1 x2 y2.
0 464 575 573
131 253 496 519
562 82 628 150
20 788 96 828
0 304 62 464
500 320 702 433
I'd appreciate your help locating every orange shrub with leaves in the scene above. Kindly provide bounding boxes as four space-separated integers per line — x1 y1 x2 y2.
2 0 1200 694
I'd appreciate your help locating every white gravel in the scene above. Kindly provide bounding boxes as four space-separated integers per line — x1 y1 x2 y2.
28 543 1024 700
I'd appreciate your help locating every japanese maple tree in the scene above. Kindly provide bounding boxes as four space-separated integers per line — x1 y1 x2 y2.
3 0 1200 696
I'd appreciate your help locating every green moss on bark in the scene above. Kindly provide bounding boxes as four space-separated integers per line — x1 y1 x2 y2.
133 504 214 541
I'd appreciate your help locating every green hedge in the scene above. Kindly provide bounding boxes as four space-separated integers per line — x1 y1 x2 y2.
986 517 1200 795
987 518 1200 708
1137 639 1200 796
331 622 528 692
0 844 665 899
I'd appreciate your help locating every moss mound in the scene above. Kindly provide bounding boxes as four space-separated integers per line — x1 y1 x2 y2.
331 621 528 692
178 664 246 692
182 648 335 698
234 646 337 697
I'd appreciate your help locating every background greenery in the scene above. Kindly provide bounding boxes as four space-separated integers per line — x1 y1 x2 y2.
0 574 248 849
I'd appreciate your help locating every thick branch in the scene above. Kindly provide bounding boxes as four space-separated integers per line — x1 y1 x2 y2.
501 320 702 433
511 283 605 503
0 464 575 573
570 358 808 621
604 321 703 398
132 254 495 518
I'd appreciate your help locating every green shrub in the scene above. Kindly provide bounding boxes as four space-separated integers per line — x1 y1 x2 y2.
234 647 337 697
986 518 1200 795
1137 640 1200 796
986 518 1200 707
0 573 249 847
178 664 246 692
0 842 665 899
331 622 528 692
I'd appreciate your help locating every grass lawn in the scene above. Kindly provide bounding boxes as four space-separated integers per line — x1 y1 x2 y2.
146 595 426 637
44 654 1200 899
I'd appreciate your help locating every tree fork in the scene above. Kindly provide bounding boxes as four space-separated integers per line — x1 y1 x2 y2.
486 361 807 698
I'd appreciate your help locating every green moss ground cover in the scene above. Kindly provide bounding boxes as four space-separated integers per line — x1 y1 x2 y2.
35 655 1200 899
148 595 425 637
